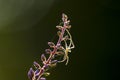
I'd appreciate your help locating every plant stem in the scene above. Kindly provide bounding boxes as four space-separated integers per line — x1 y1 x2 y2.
37 24 67 80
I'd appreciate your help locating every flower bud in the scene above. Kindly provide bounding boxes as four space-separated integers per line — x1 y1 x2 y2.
65 20 70 26
62 13 68 22
56 26 62 30
41 54 46 62
33 61 41 69
28 68 34 80
48 42 55 48
45 49 51 54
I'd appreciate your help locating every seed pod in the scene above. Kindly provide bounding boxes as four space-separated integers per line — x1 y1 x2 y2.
45 49 52 54
33 61 41 69
48 42 55 48
28 68 34 80
41 54 46 62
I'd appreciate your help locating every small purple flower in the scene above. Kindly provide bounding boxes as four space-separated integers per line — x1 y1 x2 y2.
28 68 34 80
41 54 46 62
33 61 41 69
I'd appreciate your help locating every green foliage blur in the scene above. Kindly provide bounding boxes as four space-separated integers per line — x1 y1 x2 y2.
0 0 119 80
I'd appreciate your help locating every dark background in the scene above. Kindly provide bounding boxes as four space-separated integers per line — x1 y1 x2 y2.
0 0 120 80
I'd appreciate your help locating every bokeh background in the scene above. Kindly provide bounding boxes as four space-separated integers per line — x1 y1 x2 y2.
0 0 119 80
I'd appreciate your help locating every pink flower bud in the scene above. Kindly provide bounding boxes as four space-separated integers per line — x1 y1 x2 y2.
33 61 41 69
28 68 34 80
45 49 52 54
56 26 62 30
48 42 55 48
41 54 46 62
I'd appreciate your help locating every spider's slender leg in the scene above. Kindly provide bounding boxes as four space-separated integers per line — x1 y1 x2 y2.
66 29 75 49
59 49 69 65
64 39 68 49
57 50 66 63
63 40 70 65
57 47 66 63
65 54 69 65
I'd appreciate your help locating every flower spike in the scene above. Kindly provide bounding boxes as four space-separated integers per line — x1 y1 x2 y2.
28 13 75 80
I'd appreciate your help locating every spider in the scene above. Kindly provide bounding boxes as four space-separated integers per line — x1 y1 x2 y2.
58 29 75 65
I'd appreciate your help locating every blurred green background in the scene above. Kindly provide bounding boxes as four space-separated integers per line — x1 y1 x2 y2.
0 0 119 80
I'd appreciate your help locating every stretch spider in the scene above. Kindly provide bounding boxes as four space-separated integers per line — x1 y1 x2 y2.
58 29 75 65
